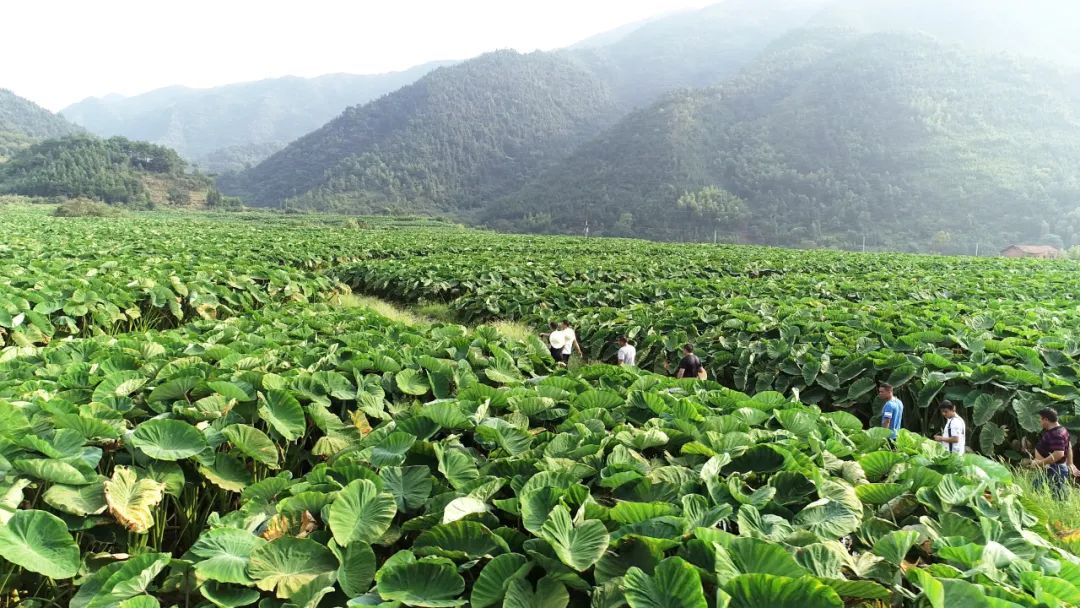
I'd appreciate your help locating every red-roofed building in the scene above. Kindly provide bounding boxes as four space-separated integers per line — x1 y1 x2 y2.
1000 245 1064 259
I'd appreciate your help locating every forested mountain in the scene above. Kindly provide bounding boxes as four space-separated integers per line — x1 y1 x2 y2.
488 30 1080 250
220 51 619 213
61 63 451 172
567 0 831 108
0 136 220 207
0 89 83 159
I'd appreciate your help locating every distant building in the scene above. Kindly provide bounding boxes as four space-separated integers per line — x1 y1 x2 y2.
1000 245 1064 259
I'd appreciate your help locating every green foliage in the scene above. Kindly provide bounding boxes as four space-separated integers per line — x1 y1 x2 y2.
0 88 83 157
51 198 121 217
0 209 348 347
1 294 1073 606
337 225 1080 453
0 135 209 206
0 210 1076 607
206 188 245 210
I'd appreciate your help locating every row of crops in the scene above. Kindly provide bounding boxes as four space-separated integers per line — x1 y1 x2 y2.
336 233 1080 457
0 211 383 348
3 208 1080 607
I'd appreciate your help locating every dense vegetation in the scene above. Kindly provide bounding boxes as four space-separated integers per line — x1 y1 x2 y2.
0 136 219 206
1 209 1080 606
337 228 1080 459
61 63 452 173
2 209 1080 607
221 51 619 213
0 89 83 159
0 210 364 348
492 30 1080 250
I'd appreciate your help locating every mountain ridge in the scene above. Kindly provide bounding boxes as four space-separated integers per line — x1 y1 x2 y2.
489 29 1080 251
219 50 621 213
0 89 84 159
61 61 455 172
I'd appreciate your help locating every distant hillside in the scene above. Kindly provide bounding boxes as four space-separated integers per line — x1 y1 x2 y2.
563 0 1080 112
0 89 83 159
221 51 619 213
61 63 451 172
0 136 220 207
57 1 834 176
810 0 1080 69
490 30 1080 251
567 0 831 108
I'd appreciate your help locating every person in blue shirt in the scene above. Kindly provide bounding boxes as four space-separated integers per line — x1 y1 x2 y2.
878 383 904 441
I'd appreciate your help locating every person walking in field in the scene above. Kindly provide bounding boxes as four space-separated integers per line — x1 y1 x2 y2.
675 343 707 380
1025 408 1073 498
544 322 567 365
878 383 903 441
933 400 966 454
559 320 583 363
616 336 636 366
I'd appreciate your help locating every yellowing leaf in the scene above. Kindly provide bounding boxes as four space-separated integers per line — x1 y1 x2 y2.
104 466 166 534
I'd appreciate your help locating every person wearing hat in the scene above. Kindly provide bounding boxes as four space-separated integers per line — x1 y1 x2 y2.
544 321 568 365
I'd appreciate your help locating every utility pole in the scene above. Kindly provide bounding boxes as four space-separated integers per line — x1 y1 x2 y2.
975 242 980 257
713 228 718 244
861 235 866 253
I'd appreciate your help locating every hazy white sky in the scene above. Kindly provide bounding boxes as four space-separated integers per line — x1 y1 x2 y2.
4 0 716 111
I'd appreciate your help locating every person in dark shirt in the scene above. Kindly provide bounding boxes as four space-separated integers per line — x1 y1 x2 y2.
1027 408 1073 498
675 343 706 380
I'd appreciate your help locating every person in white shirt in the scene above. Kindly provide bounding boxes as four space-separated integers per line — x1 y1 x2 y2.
558 320 582 363
933 400 966 454
616 336 637 366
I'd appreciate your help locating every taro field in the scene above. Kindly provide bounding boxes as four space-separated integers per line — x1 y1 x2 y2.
2 206 1080 608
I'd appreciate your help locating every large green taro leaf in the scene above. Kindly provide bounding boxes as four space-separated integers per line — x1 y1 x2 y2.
330 540 377 598
130 418 208 461
380 465 433 512
723 574 844 608
471 553 531 608
69 552 171 608
328 479 397 546
414 521 507 560
376 556 466 607
247 537 338 599
222 424 280 469
503 577 569 608
199 581 262 608
540 505 610 572
0 509 81 579
258 389 306 441
43 480 107 516
190 527 267 585
624 557 708 608
396 368 431 396
794 498 862 539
